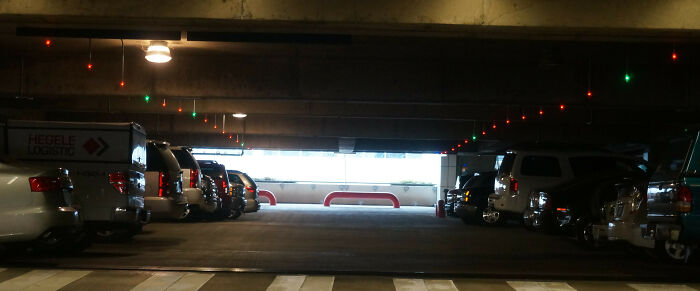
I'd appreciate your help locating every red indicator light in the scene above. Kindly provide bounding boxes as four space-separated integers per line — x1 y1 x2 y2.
481 130 486 135
560 104 565 111
521 114 526 120
204 118 208 123
228 135 233 139
177 106 183 112
44 39 51 47
672 52 678 61
87 63 93 71
492 123 497 129
221 130 225 134
464 139 469 144
539 109 544 116
506 119 511 125
451 148 455 151
119 81 125 87
161 100 166 107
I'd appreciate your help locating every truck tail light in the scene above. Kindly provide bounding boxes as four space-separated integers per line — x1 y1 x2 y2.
245 186 255 193
219 179 229 196
510 177 518 194
189 169 199 188
29 177 61 192
109 172 129 194
676 185 693 213
158 171 171 197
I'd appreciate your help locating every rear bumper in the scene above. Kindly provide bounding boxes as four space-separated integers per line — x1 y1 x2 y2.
113 207 150 224
0 206 81 243
145 197 188 220
183 188 204 206
455 204 478 218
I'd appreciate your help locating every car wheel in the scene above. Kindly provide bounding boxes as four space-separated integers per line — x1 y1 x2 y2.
482 208 502 225
658 240 692 263
230 209 242 220
576 217 604 249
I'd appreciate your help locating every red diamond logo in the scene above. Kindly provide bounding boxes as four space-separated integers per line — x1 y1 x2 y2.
83 138 100 154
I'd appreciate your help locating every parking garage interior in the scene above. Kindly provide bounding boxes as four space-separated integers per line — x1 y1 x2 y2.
2 1 700 290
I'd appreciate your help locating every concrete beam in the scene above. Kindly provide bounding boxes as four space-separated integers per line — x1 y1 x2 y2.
3 1 700 39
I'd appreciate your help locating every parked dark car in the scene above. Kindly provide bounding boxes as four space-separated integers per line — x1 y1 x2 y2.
644 134 700 261
197 160 246 219
455 171 497 224
228 170 260 213
523 156 647 236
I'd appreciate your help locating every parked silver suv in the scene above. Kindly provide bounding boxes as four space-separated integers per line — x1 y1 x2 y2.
144 140 188 220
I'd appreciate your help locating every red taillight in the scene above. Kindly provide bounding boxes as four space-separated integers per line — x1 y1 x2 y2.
245 186 255 193
219 180 229 196
189 169 199 188
109 172 129 194
158 171 170 197
677 185 693 213
29 177 60 192
510 177 518 193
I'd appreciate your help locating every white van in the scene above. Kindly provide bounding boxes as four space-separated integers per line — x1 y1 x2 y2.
1 120 150 240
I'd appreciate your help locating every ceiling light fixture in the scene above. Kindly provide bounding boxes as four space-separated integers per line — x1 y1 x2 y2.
145 41 172 63
232 113 247 118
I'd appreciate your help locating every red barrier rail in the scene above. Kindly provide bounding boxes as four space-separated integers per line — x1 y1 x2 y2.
259 189 277 206
323 191 400 208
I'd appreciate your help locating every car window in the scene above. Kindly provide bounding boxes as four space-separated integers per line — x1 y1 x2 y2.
172 149 198 169
462 172 496 189
497 153 517 177
228 174 244 184
569 156 643 177
146 145 168 171
200 165 224 179
520 155 561 177
652 137 693 180
242 173 257 188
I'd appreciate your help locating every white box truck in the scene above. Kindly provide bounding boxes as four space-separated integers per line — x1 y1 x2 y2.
0 120 150 240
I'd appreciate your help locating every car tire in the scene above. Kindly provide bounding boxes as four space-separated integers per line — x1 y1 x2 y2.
656 240 693 263
575 217 604 249
482 208 503 225
230 209 242 220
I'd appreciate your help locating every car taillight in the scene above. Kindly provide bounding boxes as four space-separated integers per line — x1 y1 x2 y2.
109 172 129 194
159 171 170 197
510 177 518 193
676 185 693 213
464 190 470 202
190 169 199 188
29 177 61 192
245 186 255 193
220 180 229 196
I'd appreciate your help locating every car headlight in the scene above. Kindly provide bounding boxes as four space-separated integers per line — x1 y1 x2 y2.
538 192 549 208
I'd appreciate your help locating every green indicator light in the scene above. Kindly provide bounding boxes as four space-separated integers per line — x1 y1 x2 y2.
192 112 197 118
624 74 630 83
472 135 477 141
144 95 150 103
241 142 245 147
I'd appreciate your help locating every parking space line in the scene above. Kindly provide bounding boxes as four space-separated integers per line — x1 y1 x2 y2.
131 272 186 291
266 275 307 291
394 278 429 291
628 284 697 291
507 281 577 291
23 270 92 291
424 280 458 291
0 269 60 291
165 273 215 291
299 276 334 291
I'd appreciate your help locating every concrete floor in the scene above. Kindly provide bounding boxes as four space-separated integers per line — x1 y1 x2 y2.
2 204 700 282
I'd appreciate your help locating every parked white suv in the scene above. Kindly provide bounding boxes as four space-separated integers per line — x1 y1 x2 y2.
0 162 89 251
144 140 188 220
486 149 634 225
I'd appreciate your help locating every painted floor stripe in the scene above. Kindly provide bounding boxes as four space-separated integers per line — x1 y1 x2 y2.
425 280 458 291
628 284 697 291
165 273 215 291
299 276 334 291
24 270 92 291
394 278 429 291
266 275 307 291
507 281 577 291
0 270 60 291
131 272 186 291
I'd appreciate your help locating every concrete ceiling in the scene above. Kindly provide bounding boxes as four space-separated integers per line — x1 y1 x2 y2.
1 1 700 153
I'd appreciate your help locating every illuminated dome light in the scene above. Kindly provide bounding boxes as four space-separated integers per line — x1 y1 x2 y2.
145 41 172 63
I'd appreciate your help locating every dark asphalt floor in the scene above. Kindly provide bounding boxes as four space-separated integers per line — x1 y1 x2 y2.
2 204 699 281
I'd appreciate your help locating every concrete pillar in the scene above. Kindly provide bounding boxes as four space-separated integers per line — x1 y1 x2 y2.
439 154 457 201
